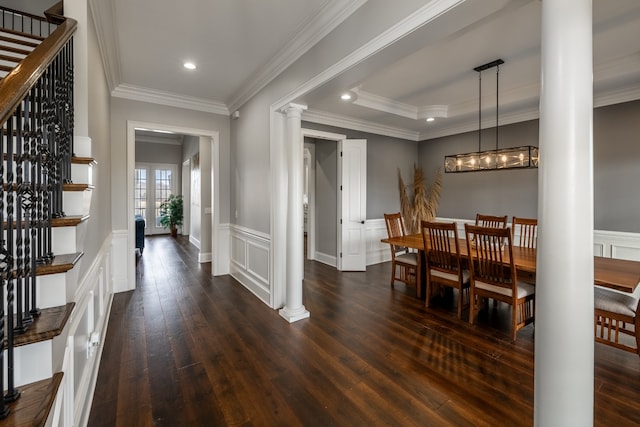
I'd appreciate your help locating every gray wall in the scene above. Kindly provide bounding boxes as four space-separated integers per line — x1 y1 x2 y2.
83 10 111 279
418 99 640 233
313 138 338 256
135 140 182 165
594 100 640 232
418 120 539 220
301 122 419 219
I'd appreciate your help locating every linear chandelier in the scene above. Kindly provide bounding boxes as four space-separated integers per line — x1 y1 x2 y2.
444 59 539 173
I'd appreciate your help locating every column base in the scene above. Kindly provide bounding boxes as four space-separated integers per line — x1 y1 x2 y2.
279 305 310 323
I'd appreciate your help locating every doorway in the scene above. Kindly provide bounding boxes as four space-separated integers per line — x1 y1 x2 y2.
302 129 343 267
125 120 222 292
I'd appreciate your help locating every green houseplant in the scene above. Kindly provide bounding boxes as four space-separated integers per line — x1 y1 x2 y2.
159 194 184 237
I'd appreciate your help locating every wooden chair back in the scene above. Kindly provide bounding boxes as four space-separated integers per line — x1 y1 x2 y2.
512 217 538 249
421 220 462 277
475 214 508 229
384 212 408 256
465 224 515 294
384 212 419 296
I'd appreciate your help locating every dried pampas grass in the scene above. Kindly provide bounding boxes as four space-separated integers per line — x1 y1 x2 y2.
398 165 442 234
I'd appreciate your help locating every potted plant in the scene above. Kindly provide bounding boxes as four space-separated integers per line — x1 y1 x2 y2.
159 194 184 237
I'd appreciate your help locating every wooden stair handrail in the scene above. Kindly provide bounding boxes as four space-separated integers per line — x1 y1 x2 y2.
0 15 77 126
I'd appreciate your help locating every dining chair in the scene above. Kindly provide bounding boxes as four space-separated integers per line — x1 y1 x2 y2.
384 213 419 296
421 220 470 319
512 217 538 248
464 224 535 342
475 213 508 228
594 286 640 356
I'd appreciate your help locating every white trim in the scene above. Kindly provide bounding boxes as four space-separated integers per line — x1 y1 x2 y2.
198 252 213 263
352 87 448 120
114 84 229 116
88 0 121 92
304 109 420 141
314 251 337 267
189 234 201 249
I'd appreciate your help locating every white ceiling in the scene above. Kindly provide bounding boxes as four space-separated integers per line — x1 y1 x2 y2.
93 0 640 141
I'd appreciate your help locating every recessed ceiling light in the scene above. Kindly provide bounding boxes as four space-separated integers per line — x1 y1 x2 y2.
426 117 435 122
183 62 196 70
340 93 352 101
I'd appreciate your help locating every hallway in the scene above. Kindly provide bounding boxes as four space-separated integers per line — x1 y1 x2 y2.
88 236 640 426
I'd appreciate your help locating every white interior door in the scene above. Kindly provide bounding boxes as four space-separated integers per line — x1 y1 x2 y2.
339 139 367 271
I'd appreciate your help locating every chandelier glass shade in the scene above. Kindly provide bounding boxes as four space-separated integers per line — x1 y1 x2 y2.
444 59 539 173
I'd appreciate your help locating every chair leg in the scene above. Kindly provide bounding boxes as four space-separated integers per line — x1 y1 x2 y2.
390 262 396 287
469 291 475 325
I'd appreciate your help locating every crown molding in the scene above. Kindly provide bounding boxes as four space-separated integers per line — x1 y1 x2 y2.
418 107 540 141
89 0 121 92
351 87 448 120
303 109 420 141
227 0 367 113
112 84 230 116
594 84 640 109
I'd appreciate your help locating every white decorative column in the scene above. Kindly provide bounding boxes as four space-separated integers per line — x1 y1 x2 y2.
535 0 593 425
279 103 310 323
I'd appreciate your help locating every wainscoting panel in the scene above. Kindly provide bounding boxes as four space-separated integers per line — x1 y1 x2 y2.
594 230 640 261
230 225 271 306
366 219 391 266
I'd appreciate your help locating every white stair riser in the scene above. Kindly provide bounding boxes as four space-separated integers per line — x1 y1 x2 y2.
74 136 92 158
1 271 70 315
52 221 87 254
37 273 68 309
63 190 92 216
3 341 53 388
71 163 93 186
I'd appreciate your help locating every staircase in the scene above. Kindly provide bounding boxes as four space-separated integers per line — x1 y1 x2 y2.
0 4 94 426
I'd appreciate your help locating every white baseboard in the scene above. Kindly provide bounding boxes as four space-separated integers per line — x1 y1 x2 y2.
314 251 337 267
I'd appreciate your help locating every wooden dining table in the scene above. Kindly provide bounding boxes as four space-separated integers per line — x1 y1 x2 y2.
382 233 640 295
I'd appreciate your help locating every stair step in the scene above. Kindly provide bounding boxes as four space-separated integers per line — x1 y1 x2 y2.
63 183 93 192
72 156 97 166
35 252 83 276
52 214 90 227
0 34 39 49
6 302 74 348
0 44 30 56
0 28 46 42
0 372 63 427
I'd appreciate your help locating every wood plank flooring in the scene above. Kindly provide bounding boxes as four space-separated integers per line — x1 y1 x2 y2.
88 235 640 426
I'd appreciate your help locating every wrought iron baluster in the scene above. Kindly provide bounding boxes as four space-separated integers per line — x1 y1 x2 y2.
4 116 20 403
14 103 27 333
0 123 8 419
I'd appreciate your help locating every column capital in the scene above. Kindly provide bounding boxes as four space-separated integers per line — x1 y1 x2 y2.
281 102 308 118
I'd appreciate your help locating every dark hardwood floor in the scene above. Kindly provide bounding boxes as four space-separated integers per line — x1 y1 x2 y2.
88 235 640 426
